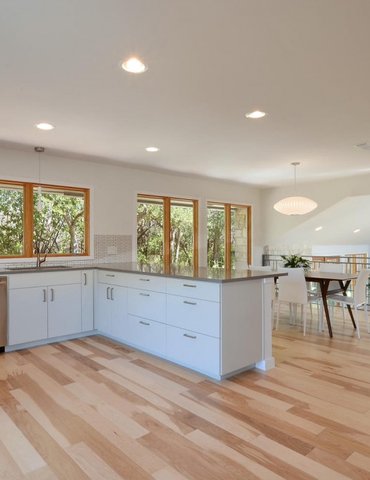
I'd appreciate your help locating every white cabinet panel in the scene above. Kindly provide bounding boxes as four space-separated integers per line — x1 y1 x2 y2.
97 271 130 286
8 287 48 345
126 314 166 356
95 283 112 334
166 278 220 302
127 274 166 292
81 270 94 331
166 325 220 377
166 295 220 337
110 286 127 340
48 284 82 338
95 283 127 340
127 289 166 322
9 271 81 289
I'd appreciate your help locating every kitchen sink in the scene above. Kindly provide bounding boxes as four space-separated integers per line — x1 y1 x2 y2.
5 265 70 271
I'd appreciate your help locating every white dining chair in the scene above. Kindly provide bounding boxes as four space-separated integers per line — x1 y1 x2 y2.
326 269 370 339
274 268 321 335
317 262 346 326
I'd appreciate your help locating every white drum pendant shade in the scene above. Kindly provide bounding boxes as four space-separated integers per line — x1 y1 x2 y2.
273 196 317 215
274 162 317 216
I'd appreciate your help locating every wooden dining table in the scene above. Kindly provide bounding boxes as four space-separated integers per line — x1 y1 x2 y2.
305 271 358 337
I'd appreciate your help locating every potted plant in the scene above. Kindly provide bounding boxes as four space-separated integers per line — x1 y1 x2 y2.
281 254 311 271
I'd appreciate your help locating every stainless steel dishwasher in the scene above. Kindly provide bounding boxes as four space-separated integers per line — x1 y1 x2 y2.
0 277 7 351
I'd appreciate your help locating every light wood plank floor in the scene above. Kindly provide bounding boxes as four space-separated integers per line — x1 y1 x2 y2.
1 309 370 479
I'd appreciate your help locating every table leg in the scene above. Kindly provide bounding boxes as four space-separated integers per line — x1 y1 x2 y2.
340 280 356 329
319 280 333 337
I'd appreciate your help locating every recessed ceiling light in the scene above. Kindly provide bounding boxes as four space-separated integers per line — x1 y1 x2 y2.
35 122 54 130
245 110 266 119
315 226 323 231
145 146 159 152
353 228 360 233
121 57 148 73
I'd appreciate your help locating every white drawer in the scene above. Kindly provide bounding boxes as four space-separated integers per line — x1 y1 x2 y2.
97 270 130 286
127 288 166 322
8 270 81 289
166 278 220 302
126 314 166 356
166 325 220 377
126 273 166 292
167 295 220 337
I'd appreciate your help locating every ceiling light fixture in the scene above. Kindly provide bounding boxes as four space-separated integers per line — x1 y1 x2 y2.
353 228 360 233
121 57 148 73
245 110 266 119
315 226 323 231
145 146 159 152
36 122 54 130
273 162 318 215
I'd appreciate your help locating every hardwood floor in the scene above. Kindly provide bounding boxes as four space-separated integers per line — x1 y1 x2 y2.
1 309 370 479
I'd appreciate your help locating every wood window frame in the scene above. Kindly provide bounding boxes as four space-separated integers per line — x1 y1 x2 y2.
137 194 199 270
0 179 90 259
207 202 252 270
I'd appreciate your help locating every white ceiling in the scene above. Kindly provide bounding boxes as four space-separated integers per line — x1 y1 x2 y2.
276 196 370 245
1 0 370 187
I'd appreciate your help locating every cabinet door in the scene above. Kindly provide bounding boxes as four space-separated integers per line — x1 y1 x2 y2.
8 287 48 345
95 283 112 334
126 314 166 356
110 285 127 340
81 271 94 331
166 325 220 377
48 284 82 338
127 288 166 322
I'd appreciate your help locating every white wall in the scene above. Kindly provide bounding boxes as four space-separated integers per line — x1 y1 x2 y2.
0 145 263 265
262 173 370 255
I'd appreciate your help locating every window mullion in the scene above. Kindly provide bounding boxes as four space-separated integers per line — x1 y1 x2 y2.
193 200 199 271
163 197 171 270
24 183 34 257
225 204 231 270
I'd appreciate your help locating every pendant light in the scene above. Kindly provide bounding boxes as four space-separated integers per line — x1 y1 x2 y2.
34 146 44 211
273 162 317 215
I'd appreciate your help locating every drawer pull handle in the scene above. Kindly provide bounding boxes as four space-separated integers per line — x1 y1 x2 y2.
139 321 150 326
183 333 197 339
106 274 115 277
183 300 197 305
183 283 196 288
140 293 150 297
139 278 150 282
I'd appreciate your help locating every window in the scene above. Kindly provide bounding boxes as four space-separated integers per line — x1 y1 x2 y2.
137 194 198 268
0 182 24 256
207 202 251 269
0 180 90 258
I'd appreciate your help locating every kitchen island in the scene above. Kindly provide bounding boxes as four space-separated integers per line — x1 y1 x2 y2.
3 263 285 380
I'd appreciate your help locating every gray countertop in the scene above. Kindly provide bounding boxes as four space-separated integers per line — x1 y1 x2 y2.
0 262 286 283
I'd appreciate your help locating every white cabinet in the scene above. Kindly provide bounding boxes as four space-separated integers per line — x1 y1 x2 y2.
81 270 94 331
127 288 166 322
166 295 220 337
8 271 83 347
126 314 166 356
8 287 48 345
166 278 220 302
48 284 81 337
166 277 221 378
166 325 220 377
95 280 127 340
